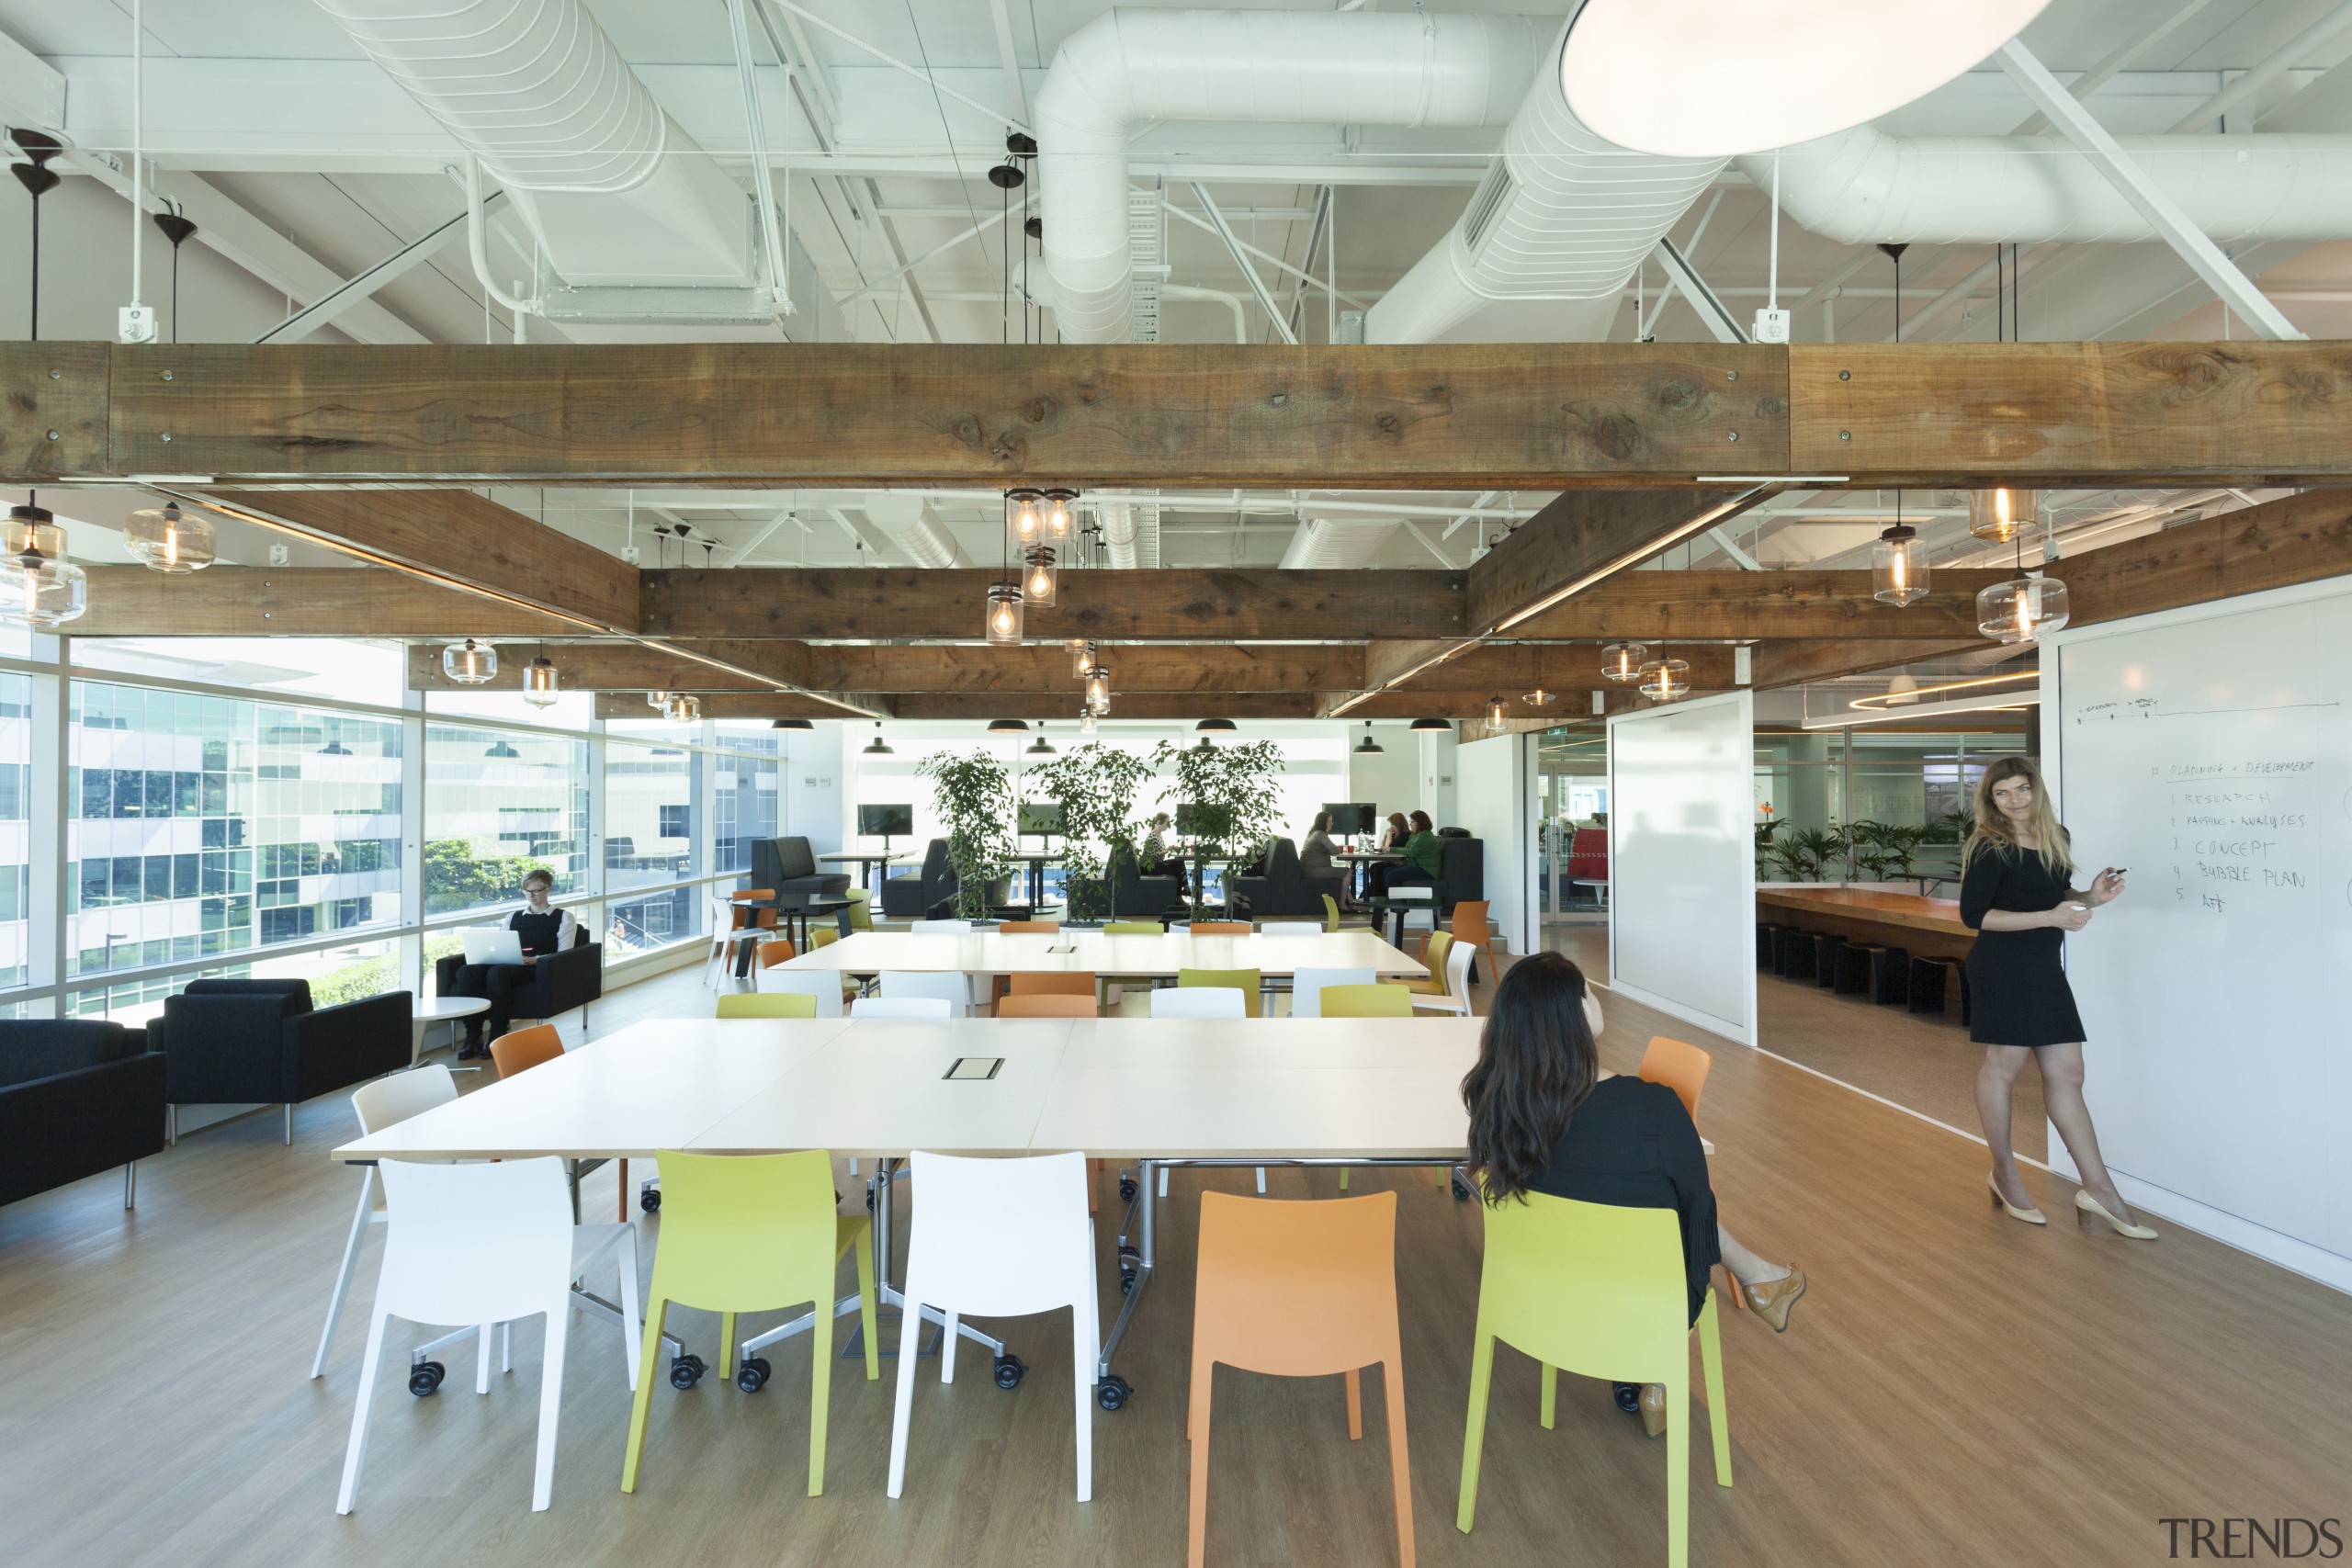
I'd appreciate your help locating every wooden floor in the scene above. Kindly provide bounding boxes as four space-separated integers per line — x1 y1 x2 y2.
4 952 2347 1567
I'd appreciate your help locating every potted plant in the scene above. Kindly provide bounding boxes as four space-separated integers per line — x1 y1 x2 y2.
1028 741 1154 922
1152 738 1284 917
915 749 1017 919
1767 825 1844 883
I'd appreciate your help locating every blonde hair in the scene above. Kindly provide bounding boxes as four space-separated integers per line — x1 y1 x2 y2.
520 867 556 892
1965 756 2072 879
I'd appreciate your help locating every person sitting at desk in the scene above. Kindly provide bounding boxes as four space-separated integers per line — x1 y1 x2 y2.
1463 952 1806 1437
1369 810 1444 898
444 867 579 1057
1140 812 1181 877
1378 812 1409 852
1301 812 1339 882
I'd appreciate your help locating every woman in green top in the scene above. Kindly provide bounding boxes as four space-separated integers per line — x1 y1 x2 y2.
1371 810 1444 897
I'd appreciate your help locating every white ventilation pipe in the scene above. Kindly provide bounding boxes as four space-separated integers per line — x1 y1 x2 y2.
1280 517 1401 570
1743 126 2352 246
316 0 758 288
1097 500 1159 570
1367 22 1727 344
861 498 969 569
1035 8 1536 343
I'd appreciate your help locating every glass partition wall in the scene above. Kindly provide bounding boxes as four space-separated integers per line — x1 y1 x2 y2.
0 636 796 1023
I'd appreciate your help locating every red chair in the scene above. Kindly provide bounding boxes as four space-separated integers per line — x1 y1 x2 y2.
1566 829 1610 910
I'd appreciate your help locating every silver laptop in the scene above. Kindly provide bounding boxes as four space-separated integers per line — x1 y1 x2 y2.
460 927 525 965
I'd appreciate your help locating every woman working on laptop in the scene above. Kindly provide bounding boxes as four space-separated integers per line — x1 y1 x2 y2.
444 868 579 1058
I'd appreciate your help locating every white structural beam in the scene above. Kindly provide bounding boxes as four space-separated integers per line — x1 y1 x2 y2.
254 194 503 344
984 0 1031 125
1187 183 1299 345
2011 0 2221 135
2170 1 2352 133
1649 236 1747 344
1996 40 2303 342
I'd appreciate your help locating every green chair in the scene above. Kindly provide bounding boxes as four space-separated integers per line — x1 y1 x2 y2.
845 888 874 931
1100 919 1165 1010
1457 1190 1732 1564
1179 966 1263 1019
622 1150 879 1498
716 992 818 1019
1318 984 1413 1018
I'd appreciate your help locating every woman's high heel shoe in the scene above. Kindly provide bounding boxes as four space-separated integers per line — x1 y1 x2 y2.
2075 1189 2158 1240
1743 1266 1806 1333
1988 1174 2046 1225
1638 1382 1667 1438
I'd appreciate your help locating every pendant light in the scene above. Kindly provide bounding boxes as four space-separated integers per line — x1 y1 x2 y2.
1022 545 1057 606
123 501 217 572
1600 642 1647 683
1007 489 1044 544
1079 703 1097 735
1639 650 1691 702
483 738 522 759
0 504 88 628
985 582 1024 645
1026 730 1057 756
1409 717 1449 733
1486 695 1508 726
1968 488 2040 544
862 722 892 755
1196 717 1238 734
1871 491 1928 607
521 657 560 707
1975 516 2071 645
1353 721 1385 755
987 718 1029 734
1521 688 1558 708
663 693 701 724
772 717 812 731
442 638 497 684
1045 490 1075 539
1084 664 1112 716
1068 638 1092 676
646 689 667 709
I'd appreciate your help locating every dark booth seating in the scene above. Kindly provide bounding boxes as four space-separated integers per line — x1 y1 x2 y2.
1227 837 1347 919
1432 835 1487 915
0 1021 165 1209
1107 844 1182 919
752 836 852 897
880 838 958 919
147 979 413 1145
433 926 604 1038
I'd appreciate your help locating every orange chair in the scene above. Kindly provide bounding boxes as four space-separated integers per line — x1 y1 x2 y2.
489 1023 563 1078
1443 900 1498 980
1010 971 1097 997
995 993 1098 1019
1189 921 1251 936
756 937 798 971
1635 1034 1739 1308
999 919 1061 934
1188 1190 1413 1568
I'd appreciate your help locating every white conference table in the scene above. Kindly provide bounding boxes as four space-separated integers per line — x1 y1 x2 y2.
773 928 1424 979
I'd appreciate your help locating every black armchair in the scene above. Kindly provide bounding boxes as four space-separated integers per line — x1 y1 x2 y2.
0 1021 164 1210
433 927 603 1039
1107 844 1182 919
1227 837 1346 919
881 838 958 919
752 836 852 897
149 979 413 1145
1433 835 1486 914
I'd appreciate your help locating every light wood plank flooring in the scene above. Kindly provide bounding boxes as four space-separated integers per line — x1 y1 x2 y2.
2 953 2346 1566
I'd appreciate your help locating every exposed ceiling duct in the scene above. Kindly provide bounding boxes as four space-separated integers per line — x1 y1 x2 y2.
860 498 969 570
1035 7 1536 344
1280 517 1401 570
1746 126 2352 246
314 0 842 338
1367 20 1726 344
1097 499 1159 570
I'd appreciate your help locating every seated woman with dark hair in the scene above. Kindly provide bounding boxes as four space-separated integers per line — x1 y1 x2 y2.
1462 951 1806 1436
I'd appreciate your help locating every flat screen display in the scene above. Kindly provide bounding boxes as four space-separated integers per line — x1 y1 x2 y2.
857 803 913 837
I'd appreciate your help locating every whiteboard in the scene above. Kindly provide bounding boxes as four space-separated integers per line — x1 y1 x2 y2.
1609 690 1757 1046
2049 580 2352 1286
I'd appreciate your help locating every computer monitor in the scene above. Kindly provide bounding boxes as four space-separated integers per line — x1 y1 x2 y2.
857 803 913 838
1174 802 1233 840
1017 802 1065 838
1322 802 1376 836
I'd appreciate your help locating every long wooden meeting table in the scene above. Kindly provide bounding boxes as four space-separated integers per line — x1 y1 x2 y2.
1754 886 1975 963
773 927 1424 978
334 1013 1482 1408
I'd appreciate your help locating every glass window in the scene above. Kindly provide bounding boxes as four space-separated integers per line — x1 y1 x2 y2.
424 722 589 916
712 747 779 874
74 637 405 706
67 682 403 978
605 739 695 891
0 673 29 989
425 687 597 731
65 935 401 1026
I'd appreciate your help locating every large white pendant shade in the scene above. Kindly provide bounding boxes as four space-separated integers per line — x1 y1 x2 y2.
1559 0 2053 158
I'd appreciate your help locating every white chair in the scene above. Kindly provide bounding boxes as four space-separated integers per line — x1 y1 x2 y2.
853 995 954 1020
705 896 766 987
758 965 846 1018
336 1157 640 1515
887 1150 1099 1503
1149 987 1247 1020
313 1066 464 1379
879 969 973 1018
1290 965 1377 1019
1259 922 1323 936
1409 937 1477 1017
910 919 973 933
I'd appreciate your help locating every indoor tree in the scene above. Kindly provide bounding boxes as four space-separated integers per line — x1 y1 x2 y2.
1028 741 1154 921
916 749 1017 919
1152 738 1285 916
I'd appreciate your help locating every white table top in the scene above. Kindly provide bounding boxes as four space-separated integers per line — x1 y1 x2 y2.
819 851 909 863
413 996 491 1021
775 929 1421 978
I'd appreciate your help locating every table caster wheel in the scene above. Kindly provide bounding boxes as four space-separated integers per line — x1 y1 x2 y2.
736 1356 771 1393
1118 1176 1137 1202
1119 1266 1137 1296
670 1353 707 1390
993 1353 1027 1390
1451 1175 1473 1202
407 1360 446 1397
640 1186 662 1213
1095 1375 1132 1412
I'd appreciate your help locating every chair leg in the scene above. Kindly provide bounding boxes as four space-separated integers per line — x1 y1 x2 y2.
476 1311 495 1393
941 1311 960 1383
123 1160 136 1209
311 1173 375 1379
621 1297 669 1493
1538 1362 1556 1430
1698 1293 1733 1488
1344 1366 1363 1440
1186 1356 1215 1568
1666 1374 1690 1568
614 1232 642 1393
886 1280 926 1498
335 1309 391 1515
808 1277 832 1497
617 1157 628 1223
1382 1357 1417 1568
1454 1328 1495 1534
532 1303 567 1512
720 1311 739 1382
854 1224 880 1381
284 1103 293 1145
1071 1271 1097 1505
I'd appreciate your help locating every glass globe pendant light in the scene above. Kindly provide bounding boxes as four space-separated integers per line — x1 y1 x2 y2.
442 638 497 684
1600 642 1647 683
1974 524 2071 646
1084 664 1111 716
984 582 1024 645
123 501 218 572
522 657 560 707
1068 637 1092 677
1079 703 1097 735
1022 546 1057 606
1521 687 1558 708
1007 489 1043 544
1486 694 1508 726
1045 489 1075 539
1968 487 2040 545
1639 650 1691 701
0 504 87 628
1871 492 1928 607
663 693 701 724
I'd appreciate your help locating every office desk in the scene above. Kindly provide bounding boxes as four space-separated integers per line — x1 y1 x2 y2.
772 928 1423 979
1755 886 1974 962
819 851 908 891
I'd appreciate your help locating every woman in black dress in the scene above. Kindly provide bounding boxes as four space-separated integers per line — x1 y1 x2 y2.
1463 952 1805 1436
1962 756 2154 1239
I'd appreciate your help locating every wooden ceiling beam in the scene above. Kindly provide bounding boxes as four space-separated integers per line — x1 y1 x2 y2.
1506 569 2010 640
2059 483 2352 624
595 691 888 722
1748 638 1990 689
1390 642 1740 694
70 567 578 637
406 640 819 694
1465 487 1770 635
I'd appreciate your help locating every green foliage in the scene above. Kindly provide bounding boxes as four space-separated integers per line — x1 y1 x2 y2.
1028 742 1154 920
1849 819 1935 882
1766 826 1845 882
1152 738 1283 857
1932 806 1973 843
917 748 1017 919
310 950 396 1008
424 839 551 916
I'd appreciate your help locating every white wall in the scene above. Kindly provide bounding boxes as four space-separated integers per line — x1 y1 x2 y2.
785 722 843 853
1346 723 1419 837
1418 728 1458 827
1608 691 1758 1046
1454 732 1534 953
